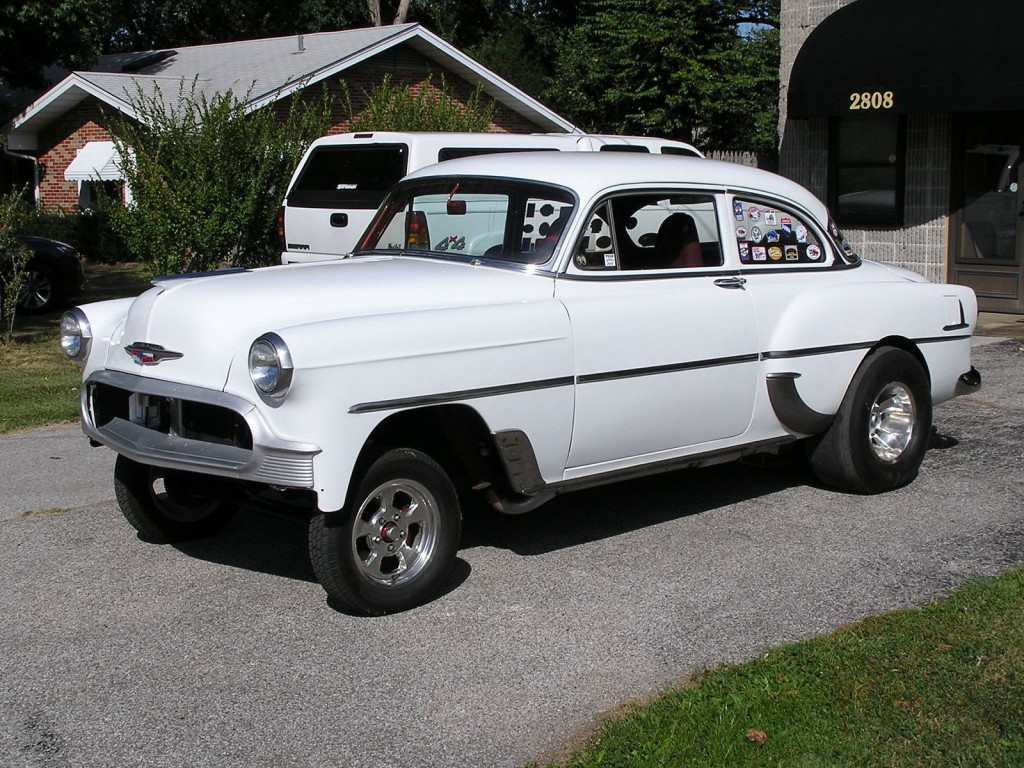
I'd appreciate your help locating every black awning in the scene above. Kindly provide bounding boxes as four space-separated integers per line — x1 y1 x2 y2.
787 0 1024 117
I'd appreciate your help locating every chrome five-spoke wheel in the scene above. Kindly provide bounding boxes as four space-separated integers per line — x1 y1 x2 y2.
867 382 916 463
352 478 441 586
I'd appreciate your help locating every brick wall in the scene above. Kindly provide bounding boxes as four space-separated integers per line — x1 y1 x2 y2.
37 101 119 212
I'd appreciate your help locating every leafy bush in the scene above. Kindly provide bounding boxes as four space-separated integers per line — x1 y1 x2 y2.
345 74 497 132
0 192 31 344
108 79 332 275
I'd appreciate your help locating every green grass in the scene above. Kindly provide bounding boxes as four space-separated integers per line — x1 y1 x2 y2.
0 263 150 434
537 568 1024 768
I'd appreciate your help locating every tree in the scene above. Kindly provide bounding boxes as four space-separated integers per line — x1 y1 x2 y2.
417 0 580 96
367 0 411 26
0 190 30 344
99 0 369 52
108 81 332 275
0 1 106 88
545 0 779 153
0 0 371 90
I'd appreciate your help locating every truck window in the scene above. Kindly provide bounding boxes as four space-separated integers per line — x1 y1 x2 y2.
437 147 560 162
287 145 408 209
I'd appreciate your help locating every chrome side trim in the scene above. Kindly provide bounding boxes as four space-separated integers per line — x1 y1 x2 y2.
348 376 574 414
765 372 835 435
578 353 758 384
762 334 971 361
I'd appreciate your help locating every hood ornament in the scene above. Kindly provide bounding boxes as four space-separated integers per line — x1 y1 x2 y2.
125 342 184 366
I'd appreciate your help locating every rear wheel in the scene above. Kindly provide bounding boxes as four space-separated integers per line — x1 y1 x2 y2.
309 448 462 615
808 347 932 494
114 454 236 542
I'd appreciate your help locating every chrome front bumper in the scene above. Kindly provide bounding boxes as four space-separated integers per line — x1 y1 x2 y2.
82 370 321 488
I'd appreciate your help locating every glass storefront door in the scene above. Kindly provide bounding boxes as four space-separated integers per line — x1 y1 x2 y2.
952 114 1024 313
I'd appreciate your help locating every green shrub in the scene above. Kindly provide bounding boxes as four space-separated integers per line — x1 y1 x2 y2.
344 74 497 132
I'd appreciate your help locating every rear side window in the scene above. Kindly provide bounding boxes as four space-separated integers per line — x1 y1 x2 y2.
437 147 560 161
599 145 650 153
732 199 827 266
287 144 408 209
660 146 701 157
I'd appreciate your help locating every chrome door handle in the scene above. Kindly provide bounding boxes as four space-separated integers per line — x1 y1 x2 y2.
714 277 747 289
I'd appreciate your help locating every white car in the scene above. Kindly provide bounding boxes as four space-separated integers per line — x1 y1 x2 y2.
62 153 981 615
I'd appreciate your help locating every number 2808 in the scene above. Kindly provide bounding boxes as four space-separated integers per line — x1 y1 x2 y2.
849 91 894 110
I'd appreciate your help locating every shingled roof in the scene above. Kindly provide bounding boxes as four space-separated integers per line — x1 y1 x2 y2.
3 23 576 146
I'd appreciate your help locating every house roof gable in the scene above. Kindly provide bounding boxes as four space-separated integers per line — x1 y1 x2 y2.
4 24 576 141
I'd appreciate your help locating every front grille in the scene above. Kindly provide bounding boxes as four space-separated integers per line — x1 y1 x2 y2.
89 383 253 450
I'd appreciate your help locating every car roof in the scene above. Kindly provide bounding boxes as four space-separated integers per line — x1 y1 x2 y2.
404 152 830 222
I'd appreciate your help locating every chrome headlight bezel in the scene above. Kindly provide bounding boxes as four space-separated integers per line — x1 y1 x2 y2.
248 332 294 400
60 308 92 364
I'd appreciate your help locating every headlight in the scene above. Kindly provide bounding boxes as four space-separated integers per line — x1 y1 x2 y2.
249 333 293 399
60 308 92 363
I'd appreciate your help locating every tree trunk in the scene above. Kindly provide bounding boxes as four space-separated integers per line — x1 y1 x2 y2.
368 0 382 25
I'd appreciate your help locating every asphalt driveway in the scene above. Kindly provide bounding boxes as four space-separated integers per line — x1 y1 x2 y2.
1 338 1022 767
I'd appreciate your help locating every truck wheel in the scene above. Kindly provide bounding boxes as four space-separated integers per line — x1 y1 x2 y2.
309 448 462 615
808 347 932 494
114 454 236 543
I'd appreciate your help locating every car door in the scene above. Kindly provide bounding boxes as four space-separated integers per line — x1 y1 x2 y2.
555 190 759 476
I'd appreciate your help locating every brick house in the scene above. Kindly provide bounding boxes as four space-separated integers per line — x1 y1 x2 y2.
779 0 1024 313
1 23 577 211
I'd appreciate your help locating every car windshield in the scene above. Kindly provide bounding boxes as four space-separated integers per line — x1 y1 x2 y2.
354 177 576 266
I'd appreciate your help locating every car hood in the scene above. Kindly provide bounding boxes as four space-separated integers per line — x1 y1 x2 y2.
104 256 556 390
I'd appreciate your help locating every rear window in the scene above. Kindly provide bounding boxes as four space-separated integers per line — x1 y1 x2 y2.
356 177 575 266
287 144 408 209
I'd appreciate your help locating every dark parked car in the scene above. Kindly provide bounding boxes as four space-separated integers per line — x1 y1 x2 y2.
9 236 86 313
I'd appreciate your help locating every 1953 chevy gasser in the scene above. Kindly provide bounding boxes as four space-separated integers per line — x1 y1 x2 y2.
61 153 981 614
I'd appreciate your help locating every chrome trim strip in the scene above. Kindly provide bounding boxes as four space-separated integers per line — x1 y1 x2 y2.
762 334 971 361
348 376 575 414
578 353 759 384
349 333 973 416
760 340 876 360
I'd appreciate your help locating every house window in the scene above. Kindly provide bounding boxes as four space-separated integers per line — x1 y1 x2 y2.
829 114 905 226
78 180 123 209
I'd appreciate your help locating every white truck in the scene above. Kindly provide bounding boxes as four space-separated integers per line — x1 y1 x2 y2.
277 131 703 263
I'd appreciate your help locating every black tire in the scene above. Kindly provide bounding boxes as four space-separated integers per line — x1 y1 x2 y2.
17 263 58 313
808 347 932 494
309 448 462 615
113 454 237 543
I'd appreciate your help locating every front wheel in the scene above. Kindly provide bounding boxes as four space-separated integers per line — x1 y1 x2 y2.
114 455 237 542
808 347 932 494
309 448 462 615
